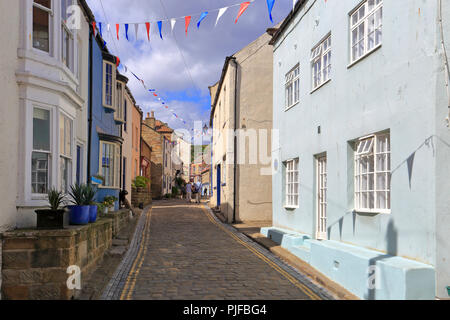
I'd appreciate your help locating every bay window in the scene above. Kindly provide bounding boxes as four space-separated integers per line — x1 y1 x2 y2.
61 0 74 71
59 114 73 194
285 159 299 208
32 108 51 194
285 65 299 110
100 141 120 188
311 35 331 90
33 0 52 53
103 61 116 110
354 133 391 213
350 0 383 63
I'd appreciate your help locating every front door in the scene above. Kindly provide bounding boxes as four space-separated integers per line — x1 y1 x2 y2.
316 155 327 240
216 164 221 207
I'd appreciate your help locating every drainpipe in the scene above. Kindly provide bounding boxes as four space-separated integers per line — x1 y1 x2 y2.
231 57 238 224
87 26 93 183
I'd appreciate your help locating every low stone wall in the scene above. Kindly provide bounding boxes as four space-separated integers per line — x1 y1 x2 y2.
103 209 131 238
131 188 152 208
1 218 115 300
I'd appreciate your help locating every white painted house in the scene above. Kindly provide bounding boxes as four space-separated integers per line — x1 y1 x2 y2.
0 0 92 231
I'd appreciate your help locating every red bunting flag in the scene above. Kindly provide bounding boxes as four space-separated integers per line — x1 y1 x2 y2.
145 22 150 41
92 22 96 37
235 2 251 24
185 16 191 36
116 56 120 67
153 93 158 97
116 24 120 40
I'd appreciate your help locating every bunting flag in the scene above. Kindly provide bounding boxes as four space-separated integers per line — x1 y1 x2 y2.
116 24 120 40
266 0 275 23
185 16 191 36
134 23 139 40
92 22 97 37
197 12 208 29
157 21 163 39
125 24 129 41
145 22 150 41
170 18 176 32
102 40 107 49
215 7 228 26
99 22 103 37
107 23 110 31
115 56 120 67
235 2 251 24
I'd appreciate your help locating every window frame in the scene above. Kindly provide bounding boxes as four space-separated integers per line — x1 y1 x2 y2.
284 64 300 111
311 34 332 92
285 158 299 209
31 106 52 196
61 0 75 72
32 0 53 54
59 112 73 194
114 81 125 123
102 61 116 111
99 141 120 189
354 132 391 214
349 0 383 65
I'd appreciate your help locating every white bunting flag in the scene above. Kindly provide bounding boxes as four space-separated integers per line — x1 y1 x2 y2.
134 23 139 40
170 19 176 32
215 7 228 27
107 23 110 31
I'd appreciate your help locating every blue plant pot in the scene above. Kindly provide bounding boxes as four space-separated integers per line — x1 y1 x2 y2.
68 205 90 225
89 205 98 223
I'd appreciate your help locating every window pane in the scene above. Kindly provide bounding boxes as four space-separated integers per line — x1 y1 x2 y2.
33 6 50 52
62 26 70 68
32 152 49 194
33 108 50 151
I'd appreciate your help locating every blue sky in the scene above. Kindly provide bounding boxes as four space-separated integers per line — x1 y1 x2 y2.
85 0 293 141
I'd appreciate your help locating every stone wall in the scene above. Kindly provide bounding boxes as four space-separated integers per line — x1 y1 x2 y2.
0 216 122 300
131 188 152 208
103 209 131 238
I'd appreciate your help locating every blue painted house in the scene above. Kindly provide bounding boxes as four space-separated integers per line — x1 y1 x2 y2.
265 0 450 299
87 26 127 210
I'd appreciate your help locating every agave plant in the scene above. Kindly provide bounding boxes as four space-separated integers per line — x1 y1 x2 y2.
69 183 86 206
47 188 65 211
83 184 97 205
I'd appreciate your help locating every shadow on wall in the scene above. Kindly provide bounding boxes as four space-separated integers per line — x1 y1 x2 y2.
365 219 398 300
151 162 163 199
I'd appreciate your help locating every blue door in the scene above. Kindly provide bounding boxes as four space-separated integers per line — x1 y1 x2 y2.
217 165 221 207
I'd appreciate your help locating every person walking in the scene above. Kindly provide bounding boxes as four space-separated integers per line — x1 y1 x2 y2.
186 181 192 203
195 180 202 204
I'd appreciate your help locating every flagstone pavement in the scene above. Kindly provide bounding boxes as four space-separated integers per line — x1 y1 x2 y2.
102 199 332 300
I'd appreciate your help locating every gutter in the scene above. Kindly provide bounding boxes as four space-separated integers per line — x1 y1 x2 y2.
87 26 93 183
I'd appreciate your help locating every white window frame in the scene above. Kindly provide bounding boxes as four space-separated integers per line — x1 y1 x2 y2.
32 107 52 196
99 141 120 189
350 0 383 64
114 81 125 123
311 34 331 91
285 64 300 111
32 0 53 54
61 0 74 72
354 133 391 214
285 158 299 208
102 61 116 111
316 155 327 240
59 112 73 194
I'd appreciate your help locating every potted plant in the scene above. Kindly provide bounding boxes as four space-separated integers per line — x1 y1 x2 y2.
34 188 66 230
103 195 118 212
132 176 150 192
68 183 90 225
84 184 98 223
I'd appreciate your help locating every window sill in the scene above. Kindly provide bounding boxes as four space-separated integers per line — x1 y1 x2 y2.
347 44 382 69
284 102 299 112
353 209 391 216
310 78 331 94
103 105 116 113
284 206 299 210
97 185 120 190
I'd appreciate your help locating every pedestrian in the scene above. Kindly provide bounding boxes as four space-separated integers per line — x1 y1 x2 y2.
195 180 202 204
186 181 192 203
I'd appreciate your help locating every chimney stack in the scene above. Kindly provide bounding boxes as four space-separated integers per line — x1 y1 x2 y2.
145 110 156 129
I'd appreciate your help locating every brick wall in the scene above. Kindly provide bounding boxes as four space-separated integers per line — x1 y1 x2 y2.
0 211 131 300
131 188 152 208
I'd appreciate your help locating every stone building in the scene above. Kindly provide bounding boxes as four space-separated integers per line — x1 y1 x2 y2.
209 30 274 223
141 111 175 198
265 0 450 299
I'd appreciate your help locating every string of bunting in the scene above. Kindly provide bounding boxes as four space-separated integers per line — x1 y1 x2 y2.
92 0 278 42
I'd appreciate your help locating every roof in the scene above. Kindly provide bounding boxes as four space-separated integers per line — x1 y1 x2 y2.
155 120 174 134
268 0 307 46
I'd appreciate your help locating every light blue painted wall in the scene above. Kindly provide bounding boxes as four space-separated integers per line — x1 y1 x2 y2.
272 0 450 298
88 35 121 209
